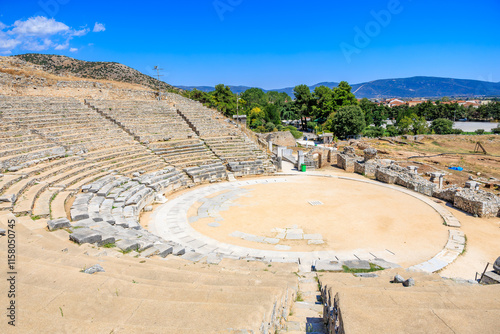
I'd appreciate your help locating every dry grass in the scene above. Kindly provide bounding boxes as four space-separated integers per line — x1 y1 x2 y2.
0 56 149 91
363 135 500 192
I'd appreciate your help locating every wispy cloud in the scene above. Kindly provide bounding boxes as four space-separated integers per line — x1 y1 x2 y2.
0 16 101 54
70 27 89 37
93 22 105 33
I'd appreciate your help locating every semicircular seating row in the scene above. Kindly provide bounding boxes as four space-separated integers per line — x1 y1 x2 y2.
0 95 274 221
65 168 191 258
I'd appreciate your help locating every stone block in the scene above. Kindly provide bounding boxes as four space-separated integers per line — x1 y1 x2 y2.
206 253 222 264
264 238 280 244
149 244 170 258
344 260 371 270
392 274 405 283
304 233 322 240
70 229 102 245
172 245 186 256
355 273 378 278
96 235 115 247
182 251 205 262
116 239 140 252
403 278 415 287
47 218 71 231
0 194 16 203
138 240 154 251
83 264 105 275
315 260 343 272
70 206 89 221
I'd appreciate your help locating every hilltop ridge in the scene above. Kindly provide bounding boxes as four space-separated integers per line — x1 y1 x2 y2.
13 53 179 93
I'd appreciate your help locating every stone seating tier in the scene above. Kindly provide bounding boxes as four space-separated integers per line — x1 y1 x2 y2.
86 99 196 142
183 163 227 183
69 169 188 254
148 139 221 167
1 144 168 215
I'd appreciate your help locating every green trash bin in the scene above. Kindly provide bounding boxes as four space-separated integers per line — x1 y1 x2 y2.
301 164 306 172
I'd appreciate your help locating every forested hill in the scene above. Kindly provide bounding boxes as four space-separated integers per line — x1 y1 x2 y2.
180 76 500 98
13 53 179 92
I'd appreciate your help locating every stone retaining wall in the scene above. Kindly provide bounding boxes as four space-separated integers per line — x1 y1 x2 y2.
228 160 269 177
337 154 357 173
453 189 500 218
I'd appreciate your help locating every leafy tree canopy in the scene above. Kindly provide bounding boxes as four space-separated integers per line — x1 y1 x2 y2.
329 105 366 139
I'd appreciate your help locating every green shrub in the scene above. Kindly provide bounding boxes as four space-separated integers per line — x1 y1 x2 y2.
363 126 385 138
475 129 485 134
265 122 275 132
289 129 303 139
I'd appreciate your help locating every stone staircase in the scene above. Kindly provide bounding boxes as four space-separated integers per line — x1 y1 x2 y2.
280 272 327 334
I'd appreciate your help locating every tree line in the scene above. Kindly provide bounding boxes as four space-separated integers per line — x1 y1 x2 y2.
180 82 500 138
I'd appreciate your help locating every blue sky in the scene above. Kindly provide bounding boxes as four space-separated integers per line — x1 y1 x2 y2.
1 0 499 89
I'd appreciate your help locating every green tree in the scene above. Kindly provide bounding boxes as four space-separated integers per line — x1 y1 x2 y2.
430 118 454 134
241 88 267 110
211 84 236 116
329 105 366 139
311 85 334 121
293 84 314 130
396 115 413 134
264 103 281 125
332 81 358 110
397 113 428 134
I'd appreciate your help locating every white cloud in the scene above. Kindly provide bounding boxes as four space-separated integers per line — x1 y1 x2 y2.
54 42 69 50
0 16 98 54
93 22 105 32
10 16 69 37
69 27 89 37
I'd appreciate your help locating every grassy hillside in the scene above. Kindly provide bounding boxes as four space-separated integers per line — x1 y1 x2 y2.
13 53 179 92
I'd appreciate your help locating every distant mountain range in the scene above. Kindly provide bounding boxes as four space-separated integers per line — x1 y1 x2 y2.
13 54 500 99
178 77 500 99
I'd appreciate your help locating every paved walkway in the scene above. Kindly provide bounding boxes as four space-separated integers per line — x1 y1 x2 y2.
148 175 464 273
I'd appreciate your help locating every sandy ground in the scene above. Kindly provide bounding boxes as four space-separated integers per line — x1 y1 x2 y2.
190 175 449 268
140 164 500 279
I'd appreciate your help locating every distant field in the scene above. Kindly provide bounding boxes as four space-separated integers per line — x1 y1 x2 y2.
361 135 500 193
384 120 499 132
452 121 498 132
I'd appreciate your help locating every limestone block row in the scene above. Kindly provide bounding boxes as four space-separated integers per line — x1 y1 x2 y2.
227 160 267 176
184 163 227 183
